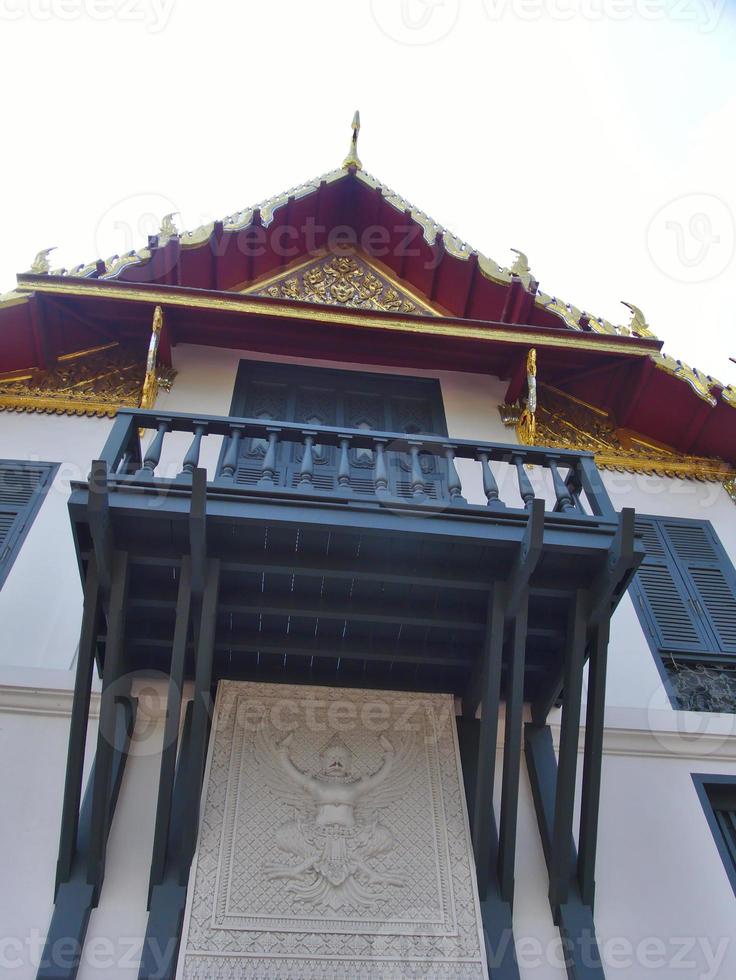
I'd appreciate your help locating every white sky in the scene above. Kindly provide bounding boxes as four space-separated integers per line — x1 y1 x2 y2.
1 0 735 386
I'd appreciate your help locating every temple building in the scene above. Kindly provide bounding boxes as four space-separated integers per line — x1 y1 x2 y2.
1 114 735 979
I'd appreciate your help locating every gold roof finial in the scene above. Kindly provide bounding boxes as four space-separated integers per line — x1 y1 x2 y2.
29 247 56 274
621 301 656 339
342 110 362 170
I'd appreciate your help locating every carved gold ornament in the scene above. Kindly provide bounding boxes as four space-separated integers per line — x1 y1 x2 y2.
248 252 437 316
517 348 538 445
0 304 175 417
499 382 736 492
0 343 148 416
620 301 656 340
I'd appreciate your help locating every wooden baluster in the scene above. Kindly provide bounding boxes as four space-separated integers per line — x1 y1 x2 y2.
136 421 169 477
373 439 389 497
443 446 464 503
337 437 351 491
548 457 575 512
513 453 535 510
258 428 279 486
299 432 315 486
180 424 206 477
220 426 243 481
478 452 505 509
408 442 426 499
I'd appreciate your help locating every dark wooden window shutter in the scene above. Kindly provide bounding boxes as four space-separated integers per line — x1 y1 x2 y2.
632 516 736 657
0 461 57 589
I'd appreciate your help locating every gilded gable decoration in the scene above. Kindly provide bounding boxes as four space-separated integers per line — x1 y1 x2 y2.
0 307 176 418
246 252 438 317
499 382 736 488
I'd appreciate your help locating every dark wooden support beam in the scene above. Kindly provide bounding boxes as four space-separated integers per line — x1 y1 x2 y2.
472 582 507 900
524 723 605 979
148 558 192 901
179 558 220 875
577 618 610 909
463 500 543 719
86 550 130 897
457 717 520 980
139 703 194 980
532 508 634 724
38 697 137 980
45 298 115 344
504 352 530 406
549 589 588 912
55 558 101 892
615 357 655 429
87 462 113 597
497 590 529 906
588 507 636 626
189 468 207 597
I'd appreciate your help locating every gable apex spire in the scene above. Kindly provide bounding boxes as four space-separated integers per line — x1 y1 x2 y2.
342 110 362 170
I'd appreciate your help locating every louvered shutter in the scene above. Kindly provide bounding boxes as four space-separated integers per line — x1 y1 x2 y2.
660 520 736 655
631 517 712 654
0 462 54 585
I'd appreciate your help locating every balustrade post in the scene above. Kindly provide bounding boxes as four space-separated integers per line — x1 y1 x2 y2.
337 436 351 492
548 457 576 513
408 441 427 500
477 451 505 510
373 439 389 497
220 425 244 481
443 446 465 504
136 420 169 478
512 452 535 510
258 428 280 487
298 432 316 487
180 424 206 478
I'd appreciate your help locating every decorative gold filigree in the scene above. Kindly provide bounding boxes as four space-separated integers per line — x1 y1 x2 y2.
141 304 164 409
725 479 736 504
499 382 736 488
250 253 435 316
0 343 149 417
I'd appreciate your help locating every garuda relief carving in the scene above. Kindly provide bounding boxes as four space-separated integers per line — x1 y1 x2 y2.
249 253 436 316
256 729 415 910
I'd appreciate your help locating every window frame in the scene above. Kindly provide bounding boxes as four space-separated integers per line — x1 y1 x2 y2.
0 459 58 591
692 774 736 899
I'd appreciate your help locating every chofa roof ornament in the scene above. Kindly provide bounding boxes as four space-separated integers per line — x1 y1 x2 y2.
342 110 362 170
29 247 56 275
621 301 655 339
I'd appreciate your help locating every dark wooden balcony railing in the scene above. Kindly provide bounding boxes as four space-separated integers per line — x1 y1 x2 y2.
97 408 617 521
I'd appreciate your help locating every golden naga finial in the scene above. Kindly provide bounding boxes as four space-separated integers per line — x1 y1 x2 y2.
30 247 56 274
510 249 531 278
517 348 538 446
159 212 180 240
621 301 655 339
342 110 362 170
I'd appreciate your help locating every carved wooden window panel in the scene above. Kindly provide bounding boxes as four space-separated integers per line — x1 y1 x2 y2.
630 517 736 708
0 460 58 591
226 361 448 497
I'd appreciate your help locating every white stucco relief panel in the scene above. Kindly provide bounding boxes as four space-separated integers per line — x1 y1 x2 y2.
177 681 488 979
